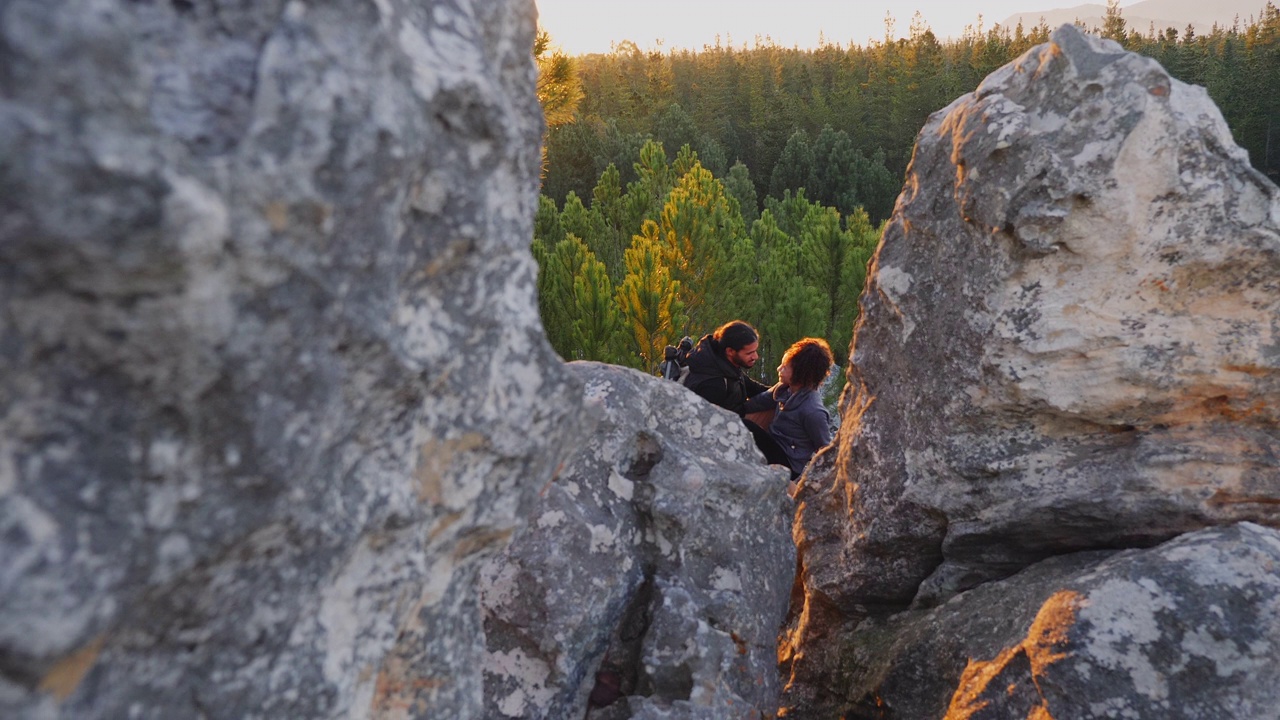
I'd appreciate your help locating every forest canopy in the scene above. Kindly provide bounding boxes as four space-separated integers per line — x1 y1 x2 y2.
534 3 1280 388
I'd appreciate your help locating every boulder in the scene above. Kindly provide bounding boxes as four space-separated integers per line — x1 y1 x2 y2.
786 23 1280 714
479 362 795 720
835 523 1280 719
0 1 582 718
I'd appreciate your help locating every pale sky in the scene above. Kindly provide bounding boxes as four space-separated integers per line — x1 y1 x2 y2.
534 0 1141 55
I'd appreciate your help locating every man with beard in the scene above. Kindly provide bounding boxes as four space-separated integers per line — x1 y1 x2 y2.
682 320 769 415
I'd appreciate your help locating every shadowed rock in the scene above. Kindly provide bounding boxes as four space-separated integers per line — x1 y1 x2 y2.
479 362 795 720
839 523 1280 719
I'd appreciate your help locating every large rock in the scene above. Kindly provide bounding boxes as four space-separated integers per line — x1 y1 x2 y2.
786 23 1280 713
0 1 583 718
835 523 1280 719
479 362 795 720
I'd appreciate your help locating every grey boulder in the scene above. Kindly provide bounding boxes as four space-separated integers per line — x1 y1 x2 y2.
479 362 796 719
0 1 582 718
838 523 1280 719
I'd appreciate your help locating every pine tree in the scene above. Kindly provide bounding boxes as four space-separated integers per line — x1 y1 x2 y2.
533 195 565 246
601 120 647 187
697 135 730 178
768 128 815 199
623 140 676 231
724 162 760 227
764 188 817 238
572 252 630 365
750 208 791 255
535 30 583 130
560 191 608 263
534 30 584 182
566 15 1277 195
816 127 860 217
851 148 901 223
809 125 842 208
542 121 604 206
1252 3 1280 180
800 207 880 367
717 234 764 330
800 206 852 347
1103 0 1128 44
656 164 745 332
590 164 630 282
652 103 701 160
535 234 593 359
755 237 824 383
672 144 701 177
616 227 685 372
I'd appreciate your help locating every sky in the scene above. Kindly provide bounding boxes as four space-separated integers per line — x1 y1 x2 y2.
534 0 1141 55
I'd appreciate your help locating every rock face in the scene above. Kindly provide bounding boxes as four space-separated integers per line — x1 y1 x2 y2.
0 1 585 718
479 362 795 720
839 523 1280 720
786 24 1280 716
10 6 1280 719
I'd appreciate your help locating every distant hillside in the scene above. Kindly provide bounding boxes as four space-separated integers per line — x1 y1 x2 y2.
1000 0 1269 34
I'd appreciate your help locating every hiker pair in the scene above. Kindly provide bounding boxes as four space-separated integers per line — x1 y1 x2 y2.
661 321 834 481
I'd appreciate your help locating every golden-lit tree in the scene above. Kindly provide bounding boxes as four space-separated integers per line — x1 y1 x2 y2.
535 29 584 175
535 29 583 126
616 227 685 371
655 159 744 331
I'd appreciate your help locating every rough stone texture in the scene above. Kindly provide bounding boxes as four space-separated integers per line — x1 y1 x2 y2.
0 1 585 718
786 24 1280 714
478 362 795 720
834 523 1280 719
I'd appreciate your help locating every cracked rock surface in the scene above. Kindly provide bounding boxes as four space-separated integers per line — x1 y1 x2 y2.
785 24 1280 717
1 1 584 717
479 362 795 720
838 523 1280 720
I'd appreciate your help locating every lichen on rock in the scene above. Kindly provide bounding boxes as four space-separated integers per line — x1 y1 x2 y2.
786 23 1280 718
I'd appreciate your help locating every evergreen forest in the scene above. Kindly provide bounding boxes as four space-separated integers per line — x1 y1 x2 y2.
533 2 1280 391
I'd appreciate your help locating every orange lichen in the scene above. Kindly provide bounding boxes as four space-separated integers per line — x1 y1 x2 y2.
1140 276 1172 292
776 593 811 668
945 646 1021 719
539 460 567 496
1206 490 1280 507
1028 703 1057 720
370 656 447 715
38 635 106 702
1223 364 1273 378
1024 591 1082 675
943 591 1084 720
1151 390 1272 426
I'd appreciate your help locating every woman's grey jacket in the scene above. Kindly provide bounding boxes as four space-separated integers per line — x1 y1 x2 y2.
744 384 831 476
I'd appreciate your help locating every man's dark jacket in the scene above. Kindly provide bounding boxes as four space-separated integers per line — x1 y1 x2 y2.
682 334 769 415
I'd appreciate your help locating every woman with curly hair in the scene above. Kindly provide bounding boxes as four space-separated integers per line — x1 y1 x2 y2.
743 337 835 480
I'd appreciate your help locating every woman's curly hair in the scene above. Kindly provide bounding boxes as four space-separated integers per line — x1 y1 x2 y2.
782 337 834 389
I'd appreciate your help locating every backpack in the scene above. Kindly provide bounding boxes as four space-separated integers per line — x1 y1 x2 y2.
659 336 694 384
